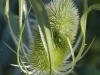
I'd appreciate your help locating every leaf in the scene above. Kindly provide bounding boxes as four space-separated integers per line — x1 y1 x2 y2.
5 0 18 46
17 0 30 74
29 0 53 74
19 0 24 29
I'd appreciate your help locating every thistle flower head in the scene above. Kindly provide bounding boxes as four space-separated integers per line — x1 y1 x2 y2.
20 0 79 74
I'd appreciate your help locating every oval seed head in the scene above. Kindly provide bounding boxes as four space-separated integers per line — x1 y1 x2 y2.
22 0 79 74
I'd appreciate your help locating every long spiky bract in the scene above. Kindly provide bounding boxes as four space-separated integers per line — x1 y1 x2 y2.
29 0 54 74
75 4 100 62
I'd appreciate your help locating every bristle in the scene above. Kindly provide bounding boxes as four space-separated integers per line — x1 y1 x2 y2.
28 24 50 71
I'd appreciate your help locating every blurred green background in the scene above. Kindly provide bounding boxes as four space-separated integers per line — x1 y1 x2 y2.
0 0 100 75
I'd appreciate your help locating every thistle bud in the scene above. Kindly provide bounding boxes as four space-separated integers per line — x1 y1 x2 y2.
23 0 79 74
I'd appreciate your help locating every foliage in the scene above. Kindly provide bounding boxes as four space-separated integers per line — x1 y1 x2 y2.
1 0 100 75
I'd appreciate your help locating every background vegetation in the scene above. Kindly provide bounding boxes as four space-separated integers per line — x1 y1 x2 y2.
0 0 100 75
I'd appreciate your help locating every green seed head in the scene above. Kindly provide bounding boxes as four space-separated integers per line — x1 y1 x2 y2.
25 0 79 74
47 0 79 68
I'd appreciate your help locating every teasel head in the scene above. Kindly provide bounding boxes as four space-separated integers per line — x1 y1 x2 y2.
18 0 79 74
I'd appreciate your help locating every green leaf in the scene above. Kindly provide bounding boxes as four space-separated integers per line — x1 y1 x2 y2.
29 0 53 74
19 0 25 30
83 0 88 12
5 0 9 16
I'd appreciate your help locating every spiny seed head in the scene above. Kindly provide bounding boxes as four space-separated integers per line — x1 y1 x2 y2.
22 0 79 74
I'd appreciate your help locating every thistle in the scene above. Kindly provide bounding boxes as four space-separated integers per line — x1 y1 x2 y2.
6 0 100 75
20 0 79 74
